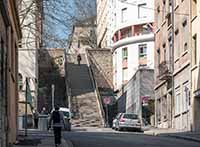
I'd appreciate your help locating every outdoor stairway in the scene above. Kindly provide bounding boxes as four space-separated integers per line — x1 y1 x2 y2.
67 54 102 127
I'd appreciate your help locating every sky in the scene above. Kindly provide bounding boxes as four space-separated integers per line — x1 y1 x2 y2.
42 0 96 49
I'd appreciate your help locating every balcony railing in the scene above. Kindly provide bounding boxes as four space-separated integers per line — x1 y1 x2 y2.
158 61 172 80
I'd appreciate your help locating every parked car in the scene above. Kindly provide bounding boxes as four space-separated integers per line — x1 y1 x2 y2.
115 113 141 131
112 113 122 130
49 107 72 131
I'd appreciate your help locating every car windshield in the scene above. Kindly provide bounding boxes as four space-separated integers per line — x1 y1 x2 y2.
62 111 70 118
123 114 138 119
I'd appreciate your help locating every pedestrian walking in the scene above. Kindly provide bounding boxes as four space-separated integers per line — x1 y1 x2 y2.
77 54 82 65
48 106 65 147
33 109 39 129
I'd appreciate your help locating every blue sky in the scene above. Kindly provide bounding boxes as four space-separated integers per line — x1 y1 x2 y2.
43 0 96 48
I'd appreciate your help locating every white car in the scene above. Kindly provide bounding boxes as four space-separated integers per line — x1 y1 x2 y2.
115 113 141 131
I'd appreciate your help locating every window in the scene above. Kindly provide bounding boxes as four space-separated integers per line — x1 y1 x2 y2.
78 40 80 48
182 18 188 52
192 34 197 65
163 43 166 61
121 27 132 39
138 3 147 18
162 96 167 120
175 29 180 58
162 0 166 22
183 82 189 112
122 68 128 84
139 44 147 58
157 5 161 27
157 48 161 64
157 98 161 122
122 48 128 59
192 0 197 18
121 8 127 22
18 73 23 91
175 88 181 115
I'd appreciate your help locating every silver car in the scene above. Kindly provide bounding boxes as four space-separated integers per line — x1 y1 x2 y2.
115 113 141 131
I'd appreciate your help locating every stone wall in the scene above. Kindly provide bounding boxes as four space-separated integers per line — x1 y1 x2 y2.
38 49 67 112
87 48 113 90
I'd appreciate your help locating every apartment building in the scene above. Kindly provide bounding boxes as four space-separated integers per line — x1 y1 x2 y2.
0 0 22 146
96 0 108 48
112 0 154 91
191 0 200 131
18 0 43 115
109 0 155 118
155 0 191 131
97 0 116 48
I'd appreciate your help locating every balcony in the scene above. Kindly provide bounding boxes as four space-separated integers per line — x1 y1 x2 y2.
158 61 172 80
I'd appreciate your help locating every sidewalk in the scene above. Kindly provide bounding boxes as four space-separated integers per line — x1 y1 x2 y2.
14 130 73 147
144 127 200 143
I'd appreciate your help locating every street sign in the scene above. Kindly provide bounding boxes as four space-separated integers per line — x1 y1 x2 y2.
103 97 111 105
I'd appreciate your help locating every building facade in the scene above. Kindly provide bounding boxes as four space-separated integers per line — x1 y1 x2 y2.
18 0 43 115
191 0 200 131
97 0 116 48
155 0 191 131
0 0 22 146
112 0 155 91
68 17 97 55
97 0 108 48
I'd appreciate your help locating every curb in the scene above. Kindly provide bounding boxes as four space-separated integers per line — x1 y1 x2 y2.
144 131 200 143
167 135 200 143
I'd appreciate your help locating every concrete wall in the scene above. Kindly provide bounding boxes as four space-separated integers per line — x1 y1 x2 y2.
87 49 113 90
117 69 154 121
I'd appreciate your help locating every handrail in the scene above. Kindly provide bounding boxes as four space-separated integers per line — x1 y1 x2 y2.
87 51 113 89
85 51 106 127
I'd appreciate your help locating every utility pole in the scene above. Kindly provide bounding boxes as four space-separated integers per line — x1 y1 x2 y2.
25 78 28 136
52 84 55 109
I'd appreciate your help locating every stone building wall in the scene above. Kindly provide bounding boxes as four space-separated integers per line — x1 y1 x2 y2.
38 49 67 112
87 48 113 90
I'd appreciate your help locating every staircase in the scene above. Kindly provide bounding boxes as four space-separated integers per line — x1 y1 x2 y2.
67 54 103 127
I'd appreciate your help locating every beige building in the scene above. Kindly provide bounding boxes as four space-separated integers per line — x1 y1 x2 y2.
18 0 43 116
97 0 108 48
155 0 191 131
191 0 200 131
0 0 22 146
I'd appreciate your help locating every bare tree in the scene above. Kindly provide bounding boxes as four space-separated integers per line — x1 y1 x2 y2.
17 0 97 49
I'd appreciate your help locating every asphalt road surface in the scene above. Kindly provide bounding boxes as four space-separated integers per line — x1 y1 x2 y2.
63 129 200 147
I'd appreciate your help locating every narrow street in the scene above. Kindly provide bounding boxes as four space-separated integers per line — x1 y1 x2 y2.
63 128 200 147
